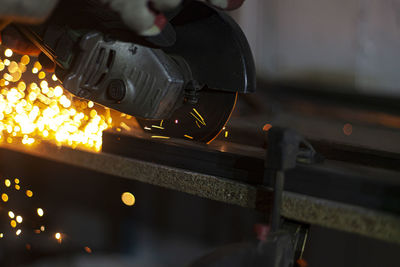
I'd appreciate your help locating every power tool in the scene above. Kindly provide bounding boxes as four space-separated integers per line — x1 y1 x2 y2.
17 0 255 142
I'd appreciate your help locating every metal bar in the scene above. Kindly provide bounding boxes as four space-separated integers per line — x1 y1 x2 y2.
103 132 400 215
270 170 285 232
0 141 399 244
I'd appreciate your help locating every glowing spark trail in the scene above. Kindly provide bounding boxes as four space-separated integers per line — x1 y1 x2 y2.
0 49 115 152
184 134 193 139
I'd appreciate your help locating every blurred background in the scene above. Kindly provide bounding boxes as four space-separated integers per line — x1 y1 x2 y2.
232 0 400 97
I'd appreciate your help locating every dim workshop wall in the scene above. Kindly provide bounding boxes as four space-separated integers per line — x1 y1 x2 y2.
232 0 400 97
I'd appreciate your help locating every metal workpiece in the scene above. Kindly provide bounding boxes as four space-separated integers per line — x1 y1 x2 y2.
0 140 399 244
62 32 186 119
282 193 400 244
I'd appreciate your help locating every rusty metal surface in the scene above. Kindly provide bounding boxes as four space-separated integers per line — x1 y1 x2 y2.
0 141 399 244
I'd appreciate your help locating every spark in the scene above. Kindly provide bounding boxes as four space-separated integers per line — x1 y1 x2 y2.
151 135 170 139
5 179 10 187
55 232 61 239
38 71 46 79
0 52 115 152
1 193 8 202
16 229 21 236
151 125 164 130
193 108 205 124
87 101 94 108
8 211 15 218
121 192 135 206
33 61 42 71
55 232 62 243
37 208 44 217
174 119 178 124
343 123 353 136
0 233 3 238
15 184 20 190
26 190 33 197
144 126 151 131
4 49 13 57
20 55 30 65
14 178 20 184
195 121 201 128
84 246 92 253
225 131 229 138
40 225 45 232
16 215 23 223
190 112 206 126
160 120 163 127
184 134 193 139
263 124 272 132
10 220 16 228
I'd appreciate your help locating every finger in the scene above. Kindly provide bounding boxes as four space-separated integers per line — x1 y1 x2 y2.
207 0 245 10
0 25 40 56
121 0 168 36
105 0 154 33
103 0 168 36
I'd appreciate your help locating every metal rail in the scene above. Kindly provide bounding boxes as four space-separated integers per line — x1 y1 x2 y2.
0 140 399 244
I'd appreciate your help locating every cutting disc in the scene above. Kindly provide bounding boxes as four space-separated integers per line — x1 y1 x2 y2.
137 90 237 143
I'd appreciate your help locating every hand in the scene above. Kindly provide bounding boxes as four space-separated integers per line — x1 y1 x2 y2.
0 0 245 64
102 0 245 36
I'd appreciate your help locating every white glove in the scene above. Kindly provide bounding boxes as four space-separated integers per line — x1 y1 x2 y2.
101 0 245 36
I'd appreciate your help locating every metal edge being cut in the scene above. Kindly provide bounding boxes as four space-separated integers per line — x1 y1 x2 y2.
0 141 399 244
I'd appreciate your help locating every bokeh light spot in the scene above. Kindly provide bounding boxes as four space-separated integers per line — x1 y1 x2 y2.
121 192 135 206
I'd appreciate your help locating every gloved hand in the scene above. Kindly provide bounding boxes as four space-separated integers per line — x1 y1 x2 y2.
101 0 245 35
0 0 245 70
